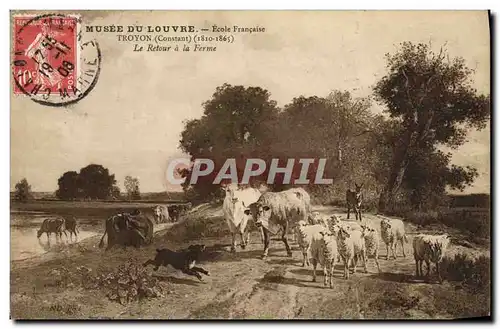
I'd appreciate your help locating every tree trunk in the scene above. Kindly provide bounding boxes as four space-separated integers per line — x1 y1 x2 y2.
378 158 409 213
378 129 414 213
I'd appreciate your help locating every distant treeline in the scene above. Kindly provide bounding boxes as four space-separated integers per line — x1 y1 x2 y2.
449 194 490 209
10 191 186 203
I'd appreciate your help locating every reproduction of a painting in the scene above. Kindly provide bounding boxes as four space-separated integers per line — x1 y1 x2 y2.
10 10 491 320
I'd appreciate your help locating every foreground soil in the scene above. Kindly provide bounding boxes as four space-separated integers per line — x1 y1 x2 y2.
10 206 490 319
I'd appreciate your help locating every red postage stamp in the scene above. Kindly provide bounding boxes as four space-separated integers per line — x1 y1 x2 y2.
12 13 101 107
13 15 78 95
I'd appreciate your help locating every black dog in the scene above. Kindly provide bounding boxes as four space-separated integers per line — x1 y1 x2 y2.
143 244 210 281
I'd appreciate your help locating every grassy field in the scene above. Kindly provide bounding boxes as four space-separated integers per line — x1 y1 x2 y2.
10 201 491 319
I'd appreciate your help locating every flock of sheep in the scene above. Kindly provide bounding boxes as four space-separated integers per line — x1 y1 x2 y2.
221 183 451 288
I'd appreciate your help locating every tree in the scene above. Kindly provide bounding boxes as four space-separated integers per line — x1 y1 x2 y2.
14 178 33 202
111 185 122 200
403 148 478 210
179 83 280 201
55 171 80 200
373 42 490 212
124 176 141 200
78 164 117 200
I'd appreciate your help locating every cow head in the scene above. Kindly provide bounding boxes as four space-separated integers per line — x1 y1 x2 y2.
244 202 271 228
36 229 43 238
221 184 240 204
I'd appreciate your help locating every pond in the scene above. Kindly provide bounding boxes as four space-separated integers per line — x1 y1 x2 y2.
10 212 100 261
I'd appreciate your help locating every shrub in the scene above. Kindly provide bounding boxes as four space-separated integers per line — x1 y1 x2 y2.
49 262 166 305
165 216 230 242
89 261 165 305
441 253 490 292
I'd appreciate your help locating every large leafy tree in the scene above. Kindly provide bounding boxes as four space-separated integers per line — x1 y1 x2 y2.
273 91 377 192
374 42 490 212
55 171 80 200
179 83 279 201
78 164 117 200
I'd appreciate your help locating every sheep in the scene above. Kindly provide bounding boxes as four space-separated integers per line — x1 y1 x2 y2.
308 211 330 227
413 234 450 283
380 218 408 260
294 220 326 267
309 230 338 288
360 223 381 273
324 216 360 264
336 226 367 279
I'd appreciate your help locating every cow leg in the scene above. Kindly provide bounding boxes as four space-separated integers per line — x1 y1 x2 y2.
323 265 328 286
311 258 317 282
436 262 443 283
391 242 397 259
400 238 406 258
385 243 390 260
261 228 270 259
46 232 51 247
240 231 247 249
230 233 237 253
282 224 292 257
347 206 350 220
358 209 362 221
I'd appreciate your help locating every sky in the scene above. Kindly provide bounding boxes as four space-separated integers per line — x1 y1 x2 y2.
10 11 490 194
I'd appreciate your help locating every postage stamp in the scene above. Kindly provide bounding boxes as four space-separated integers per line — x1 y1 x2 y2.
12 14 101 107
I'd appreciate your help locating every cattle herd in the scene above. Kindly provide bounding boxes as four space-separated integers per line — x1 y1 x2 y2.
35 189 450 285
222 183 451 286
36 203 192 250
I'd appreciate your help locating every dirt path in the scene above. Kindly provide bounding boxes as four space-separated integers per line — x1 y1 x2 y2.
89 210 488 319
10 209 490 319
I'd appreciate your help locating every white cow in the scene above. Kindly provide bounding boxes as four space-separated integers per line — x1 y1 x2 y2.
222 184 262 253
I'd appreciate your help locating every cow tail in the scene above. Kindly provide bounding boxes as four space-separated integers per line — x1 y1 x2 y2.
403 234 409 243
98 229 107 248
